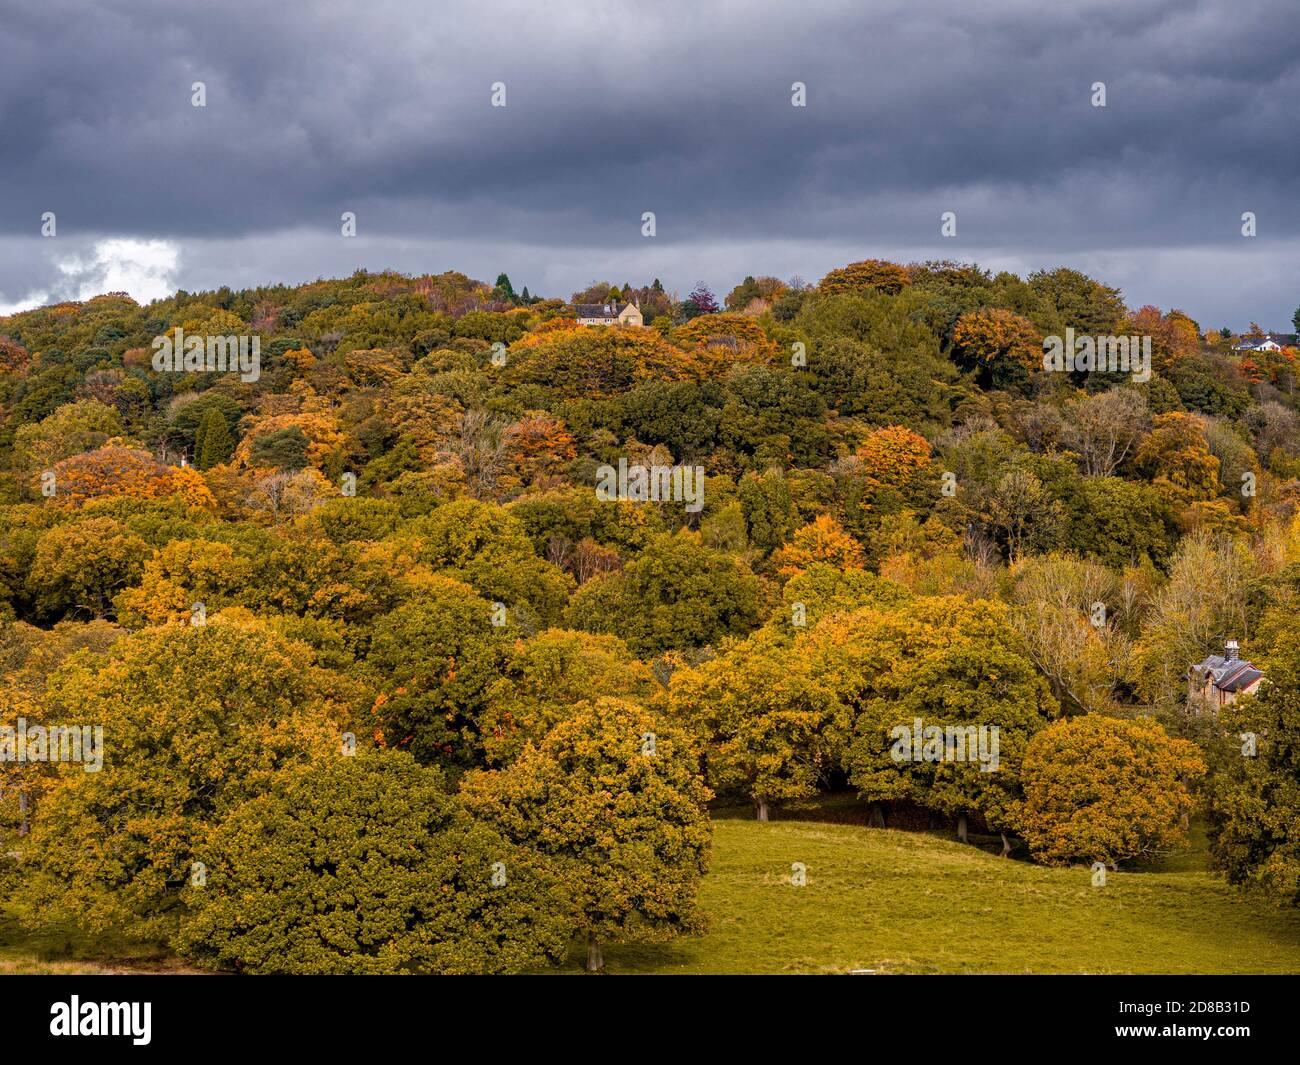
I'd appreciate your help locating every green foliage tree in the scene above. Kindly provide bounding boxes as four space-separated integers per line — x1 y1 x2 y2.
460 697 712 972
493 273 516 303
563 532 762 656
194 406 234 470
174 751 569 973
1208 633 1300 905
366 576 512 767
669 629 839 819
18 615 344 940
805 596 1056 846
249 426 310 470
737 468 795 555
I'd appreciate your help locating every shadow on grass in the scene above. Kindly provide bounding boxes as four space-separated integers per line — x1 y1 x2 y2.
712 793 1212 873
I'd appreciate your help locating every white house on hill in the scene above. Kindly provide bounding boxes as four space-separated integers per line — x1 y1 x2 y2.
1234 334 1292 353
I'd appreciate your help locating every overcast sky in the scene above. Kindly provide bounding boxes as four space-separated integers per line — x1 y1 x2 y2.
2 0 1298 329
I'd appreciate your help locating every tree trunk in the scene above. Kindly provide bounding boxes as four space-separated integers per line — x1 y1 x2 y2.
1000 830 1011 858
957 813 969 843
869 802 886 829
927 811 939 831
585 933 604 973
17 791 29 837
755 797 769 822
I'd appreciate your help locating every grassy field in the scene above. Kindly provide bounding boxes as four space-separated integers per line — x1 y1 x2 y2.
568 806 1300 974
5 804 1300 975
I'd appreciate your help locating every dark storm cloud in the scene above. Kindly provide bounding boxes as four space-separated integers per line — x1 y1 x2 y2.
1 0 1299 324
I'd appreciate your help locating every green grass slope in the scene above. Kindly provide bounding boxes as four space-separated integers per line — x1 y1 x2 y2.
6 813 1300 975
577 817 1300 974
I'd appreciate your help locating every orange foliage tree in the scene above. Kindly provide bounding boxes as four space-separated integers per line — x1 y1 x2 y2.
49 446 216 509
670 312 777 373
1133 412 1221 505
952 308 1043 379
773 514 866 576
1128 306 1201 372
854 425 935 493
503 411 577 488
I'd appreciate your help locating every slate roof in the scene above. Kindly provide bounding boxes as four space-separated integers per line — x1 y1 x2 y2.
1191 654 1264 692
1235 334 1294 351
574 303 626 319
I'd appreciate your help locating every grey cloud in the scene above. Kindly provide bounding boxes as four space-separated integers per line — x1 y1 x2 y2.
1 0 1298 327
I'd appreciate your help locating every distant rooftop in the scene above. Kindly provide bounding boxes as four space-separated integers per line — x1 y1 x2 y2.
574 302 631 319
1191 649 1263 693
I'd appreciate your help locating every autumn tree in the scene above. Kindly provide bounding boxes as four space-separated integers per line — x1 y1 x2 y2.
1134 532 1262 715
1128 305 1201 372
18 615 344 940
668 629 839 820
175 751 569 973
804 596 1056 846
49 446 217 510
479 629 657 766
1015 715 1204 866
773 561 911 635
671 312 778 372
563 532 762 656
978 467 1066 561
11 399 123 483
1063 387 1149 477
506 325 698 395
113 538 255 628
1008 554 1131 714
724 275 787 312
951 308 1043 389
837 425 938 533
1134 413 1222 507
677 282 719 320
27 517 150 621
460 697 712 972
1208 631 1300 905
818 259 912 296
501 411 577 490
772 514 866 576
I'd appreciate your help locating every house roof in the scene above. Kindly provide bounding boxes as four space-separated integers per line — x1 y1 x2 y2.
1235 334 1293 350
573 303 634 319
1191 654 1264 692
1219 664 1264 691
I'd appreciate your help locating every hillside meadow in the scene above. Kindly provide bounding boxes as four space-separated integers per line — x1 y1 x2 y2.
6 807 1299 976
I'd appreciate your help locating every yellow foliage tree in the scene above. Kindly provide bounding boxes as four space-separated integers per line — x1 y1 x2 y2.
773 514 866 576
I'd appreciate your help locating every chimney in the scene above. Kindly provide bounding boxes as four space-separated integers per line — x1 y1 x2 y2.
1225 639 1239 662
